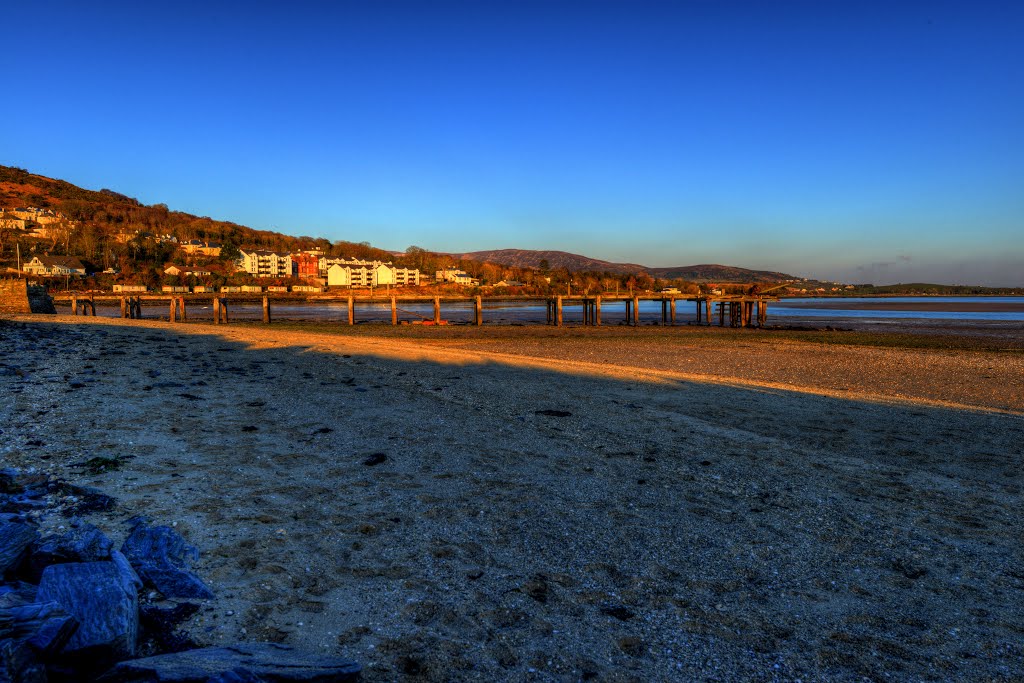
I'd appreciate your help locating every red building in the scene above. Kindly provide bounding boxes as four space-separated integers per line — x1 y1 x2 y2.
293 253 321 279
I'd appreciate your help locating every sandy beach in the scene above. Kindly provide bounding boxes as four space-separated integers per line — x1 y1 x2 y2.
2 316 1022 681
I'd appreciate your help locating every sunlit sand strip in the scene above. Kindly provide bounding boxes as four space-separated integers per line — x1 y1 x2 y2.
14 316 1023 418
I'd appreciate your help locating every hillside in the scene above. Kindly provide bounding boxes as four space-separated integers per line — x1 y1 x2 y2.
2 164 799 287
0 165 397 267
458 248 796 282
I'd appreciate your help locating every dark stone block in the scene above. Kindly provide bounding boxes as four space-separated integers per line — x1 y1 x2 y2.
35 552 141 662
26 522 114 582
121 525 213 600
0 522 39 576
96 643 361 682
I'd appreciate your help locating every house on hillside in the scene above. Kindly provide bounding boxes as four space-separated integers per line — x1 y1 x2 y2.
435 269 478 286
164 265 213 277
0 210 28 230
22 255 86 277
180 240 222 256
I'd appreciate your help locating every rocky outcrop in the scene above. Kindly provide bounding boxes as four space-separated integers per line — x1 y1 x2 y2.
0 469 362 682
121 523 214 600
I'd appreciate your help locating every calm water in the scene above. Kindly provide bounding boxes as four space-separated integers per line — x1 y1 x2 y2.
72 296 1024 324
771 297 1024 322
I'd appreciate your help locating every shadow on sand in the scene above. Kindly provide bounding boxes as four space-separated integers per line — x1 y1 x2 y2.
2 318 1021 681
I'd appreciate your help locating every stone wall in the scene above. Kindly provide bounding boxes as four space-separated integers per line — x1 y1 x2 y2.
0 279 55 314
0 278 31 314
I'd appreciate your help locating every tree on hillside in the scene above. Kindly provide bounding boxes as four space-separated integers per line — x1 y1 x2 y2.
220 241 241 263
47 219 76 254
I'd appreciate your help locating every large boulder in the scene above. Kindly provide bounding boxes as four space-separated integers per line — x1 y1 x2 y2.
96 643 361 682
121 524 213 600
35 551 141 662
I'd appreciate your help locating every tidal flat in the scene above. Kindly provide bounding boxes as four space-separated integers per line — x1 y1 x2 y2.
2 317 1022 681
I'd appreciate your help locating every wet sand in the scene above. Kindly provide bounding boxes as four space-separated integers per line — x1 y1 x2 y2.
2 316 1022 681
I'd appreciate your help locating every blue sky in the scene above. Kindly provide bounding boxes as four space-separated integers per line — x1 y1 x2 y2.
4 1 1022 285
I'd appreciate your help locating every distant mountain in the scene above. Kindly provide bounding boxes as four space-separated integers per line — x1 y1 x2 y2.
454 249 647 274
456 248 796 282
646 264 794 282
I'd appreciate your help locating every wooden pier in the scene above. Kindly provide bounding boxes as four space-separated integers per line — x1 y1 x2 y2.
51 293 778 328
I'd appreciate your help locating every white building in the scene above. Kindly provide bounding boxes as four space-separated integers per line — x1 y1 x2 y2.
22 255 86 276
237 250 294 278
323 258 420 287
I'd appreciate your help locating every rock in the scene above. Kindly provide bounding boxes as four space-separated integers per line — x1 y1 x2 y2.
57 484 116 516
535 409 572 417
0 470 22 494
206 670 266 683
121 524 213 600
26 522 114 582
599 605 635 621
96 643 361 682
0 638 47 683
35 551 142 662
139 602 200 655
521 576 549 603
0 493 48 515
0 601 78 657
0 521 40 576
0 582 38 607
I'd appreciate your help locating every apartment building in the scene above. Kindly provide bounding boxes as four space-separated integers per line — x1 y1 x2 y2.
322 258 420 287
237 250 294 278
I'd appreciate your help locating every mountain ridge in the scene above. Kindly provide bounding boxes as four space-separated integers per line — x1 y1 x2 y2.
455 248 796 282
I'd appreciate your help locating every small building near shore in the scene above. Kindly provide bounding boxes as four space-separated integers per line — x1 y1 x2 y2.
22 255 86 277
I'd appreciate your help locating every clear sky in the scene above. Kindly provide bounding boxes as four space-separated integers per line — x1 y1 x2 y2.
4 1 1022 285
